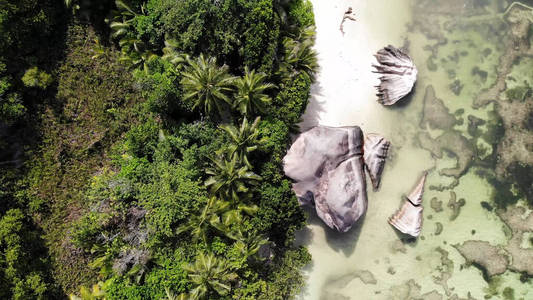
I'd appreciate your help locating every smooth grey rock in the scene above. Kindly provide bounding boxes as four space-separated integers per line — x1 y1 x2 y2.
283 126 367 232
373 45 418 105
363 133 390 190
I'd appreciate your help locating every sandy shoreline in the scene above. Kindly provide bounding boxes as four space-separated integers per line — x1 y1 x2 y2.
296 1 533 299
296 1 421 299
300 0 411 132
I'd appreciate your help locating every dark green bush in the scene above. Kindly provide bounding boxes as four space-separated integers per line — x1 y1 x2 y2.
0 209 57 299
255 180 306 246
288 0 315 28
134 58 192 116
123 118 160 159
21 67 53 89
271 72 312 126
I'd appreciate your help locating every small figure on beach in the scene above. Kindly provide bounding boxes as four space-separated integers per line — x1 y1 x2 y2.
340 7 357 35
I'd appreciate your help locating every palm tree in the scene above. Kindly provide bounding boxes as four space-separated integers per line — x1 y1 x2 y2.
163 288 189 300
208 208 243 239
181 55 235 117
204 154 262 202
118 38 158 73
184 252 237 299
279 35 318 81
64 0 77 9
109 0 140 40
108 1 157 73
110 20 133 40
233 67 275 115
235 234 269 260
162 39 190 68
296 25 317 44
176 197 229 244
220 116 265 169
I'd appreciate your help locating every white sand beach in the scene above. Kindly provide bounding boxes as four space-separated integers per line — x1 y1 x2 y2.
300 0 412 132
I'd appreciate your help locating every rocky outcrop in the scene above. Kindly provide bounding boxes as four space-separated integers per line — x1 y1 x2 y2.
373 45 418 105
363 134 390 190
283 126 368 232
455 205 533 279
388 173 427 237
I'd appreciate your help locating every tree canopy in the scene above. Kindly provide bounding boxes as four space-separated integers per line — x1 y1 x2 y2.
0 0 317 298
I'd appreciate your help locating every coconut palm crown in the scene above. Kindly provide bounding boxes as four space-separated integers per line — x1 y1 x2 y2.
234 67 275 115
220 116 265 169
181 54 235 117
184 252 237 299
204 153 262 202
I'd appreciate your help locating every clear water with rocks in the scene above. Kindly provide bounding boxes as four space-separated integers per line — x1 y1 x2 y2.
296 1 533 299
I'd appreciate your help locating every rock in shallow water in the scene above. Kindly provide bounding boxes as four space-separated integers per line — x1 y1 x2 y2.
388 201 423 237
388 173 427 237
373 45 418 105
363 133 390 190
283 126 367 232
454 241 508 277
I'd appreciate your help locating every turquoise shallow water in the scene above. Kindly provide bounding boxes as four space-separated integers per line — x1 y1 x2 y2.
297 1 533 299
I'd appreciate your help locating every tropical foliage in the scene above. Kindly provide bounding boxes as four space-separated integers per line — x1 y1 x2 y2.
220 116 265 168
176 197 230 244
205 153 262 202
0 0 317 299
184 252 238 299
234 67 275 115
181 55 235 117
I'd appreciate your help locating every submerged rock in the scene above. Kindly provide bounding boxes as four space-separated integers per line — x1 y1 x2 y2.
434 222 443 236
447 191 465 221
420 85 458 131
454 241 508 277
363 133 390 190
373 45 418 105
417 131 474 178
388 279 444 300
430 197 443 212
497 206 533 275
456 205 533 279
283 126 367 232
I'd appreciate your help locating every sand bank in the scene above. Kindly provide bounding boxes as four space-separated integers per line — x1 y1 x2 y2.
300 0 411 132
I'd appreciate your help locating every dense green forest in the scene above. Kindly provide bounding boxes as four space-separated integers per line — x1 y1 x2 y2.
0 0 316 298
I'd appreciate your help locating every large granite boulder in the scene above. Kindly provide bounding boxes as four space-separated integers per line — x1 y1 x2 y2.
372 45 418 106
283 126 367 232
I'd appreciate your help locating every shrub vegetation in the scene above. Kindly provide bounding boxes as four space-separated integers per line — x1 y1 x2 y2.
0 0 317 298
